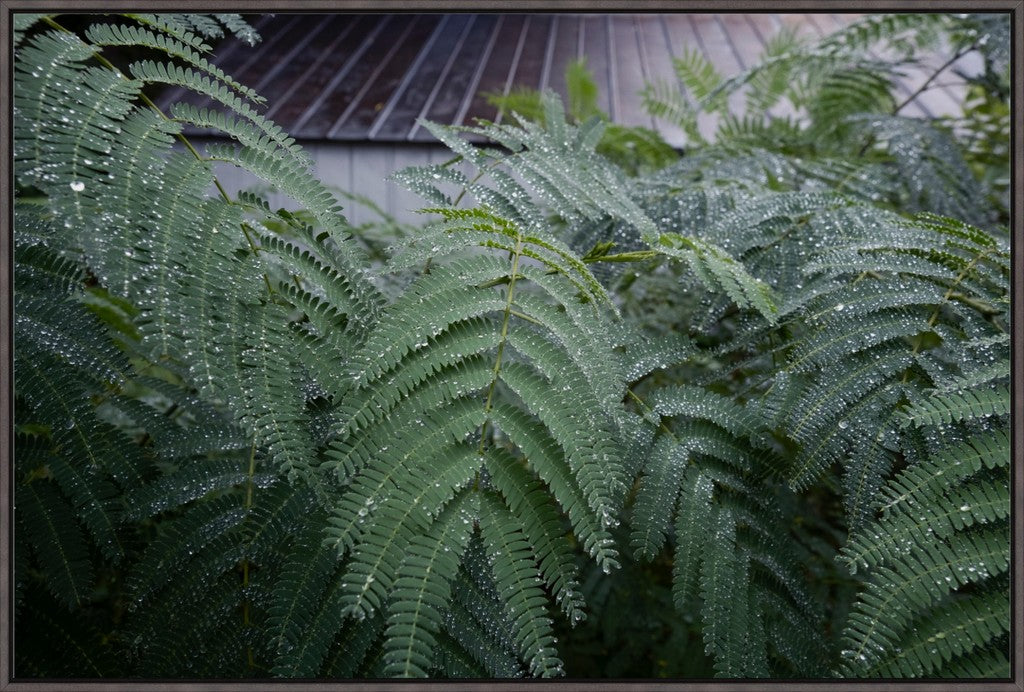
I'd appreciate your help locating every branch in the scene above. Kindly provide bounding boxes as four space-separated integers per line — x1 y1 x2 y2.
892 42 979 116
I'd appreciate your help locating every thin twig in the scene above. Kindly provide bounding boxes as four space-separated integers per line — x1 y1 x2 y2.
892 42 979 116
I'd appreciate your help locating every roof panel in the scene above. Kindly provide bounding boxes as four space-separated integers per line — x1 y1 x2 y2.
262 14 380 132
544 15 582 98
510 14 555 95
459 14 529 127
411 14 502 141
292 15 414 137
370 15 470 140
613 16 656 129
580 15 613 117
159 13 977 146
330 14 445 139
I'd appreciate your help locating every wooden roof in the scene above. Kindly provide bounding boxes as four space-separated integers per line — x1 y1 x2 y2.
160 13 980 146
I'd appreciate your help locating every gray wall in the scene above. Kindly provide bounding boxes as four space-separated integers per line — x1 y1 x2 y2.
200 140 465 228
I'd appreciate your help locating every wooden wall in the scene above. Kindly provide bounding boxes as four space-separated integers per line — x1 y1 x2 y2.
203 140 464 227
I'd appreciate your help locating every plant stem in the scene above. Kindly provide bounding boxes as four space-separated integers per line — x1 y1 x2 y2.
902 249 988 383
478 236 523 454
626 388 677 441
241 439 257 667
892 42 979 116
583 250 659 264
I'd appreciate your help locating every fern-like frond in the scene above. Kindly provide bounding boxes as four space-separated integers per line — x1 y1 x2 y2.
14 306 143 563
318 611 384 677
389 206 612 309
647 385 760 441
236 300 318 482
655 234 778 321
269 562 348 676
12 10 1009 680
499 360 623 522
936 638 1010 678
16 479 94 608
671 467 716 610
413 94 658 237
336 446 479 618
640 79 702 144
382 493 477 677
124 458 261 521
847 468 1008 576
806 68 894 135
326 416 483 558
786 310 929 374
126 494 248 602
346 258 509 387
486 448 586 622
746 26 804 115
876 428 1009 519
441 584 524 677
265 513 339 668
841 525 1010 675
820 13 952 55
629 436 687 561
880 590 1009 678
448 537 526 675
853 115 989 225
488 404 617 569
121 13 215 49
898 385 1009 428
13 13 46 47
86 23 262 103
673 46 726 111
698 507 759 677
479 493 564 677
131 568 248 675
130 61 301 160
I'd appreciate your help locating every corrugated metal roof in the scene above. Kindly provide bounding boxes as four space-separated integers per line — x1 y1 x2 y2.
159 13 978 146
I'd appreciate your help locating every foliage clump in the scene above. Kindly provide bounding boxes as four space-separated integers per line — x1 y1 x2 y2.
12 11 1010 679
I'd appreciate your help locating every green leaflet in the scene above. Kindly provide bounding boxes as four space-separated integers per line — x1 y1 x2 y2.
698 507 748 677
126 494 249 601
877 428 1009 518
871 582 1009 677
647 385 761 440
500 361 624 522
325 419 484 556
485 448 585 623
86 24 263 104
336 450 480 617
347 257 511 387
266 516 342 672
488 404 618 571
320 611 385 677
415 93 658 237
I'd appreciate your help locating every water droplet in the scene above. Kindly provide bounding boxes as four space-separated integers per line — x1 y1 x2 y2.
70 181 85 192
